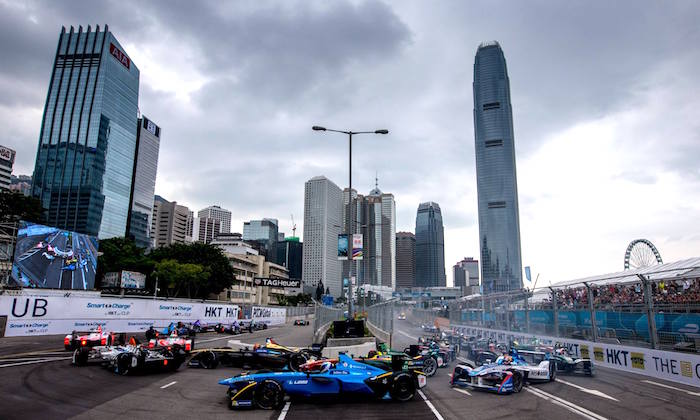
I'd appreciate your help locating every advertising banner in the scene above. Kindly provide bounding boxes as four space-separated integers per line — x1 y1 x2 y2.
451 324 700 389
11 220 99 290
352 234 363 260
0 291 239 337
121 271 146 289
338 234 349 260
251 306 286 326
253 277 301 288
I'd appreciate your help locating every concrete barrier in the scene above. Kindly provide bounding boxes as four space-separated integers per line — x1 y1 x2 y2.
322 336 376 359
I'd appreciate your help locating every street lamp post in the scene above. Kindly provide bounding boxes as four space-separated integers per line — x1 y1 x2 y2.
312 126 389 319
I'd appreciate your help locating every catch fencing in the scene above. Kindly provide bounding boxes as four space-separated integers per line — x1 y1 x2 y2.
367 299 396 346
313 302 344 343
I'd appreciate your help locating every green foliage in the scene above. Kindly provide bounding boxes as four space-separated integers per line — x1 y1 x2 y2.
276 293 312 306
154 259 210 299
0 189 44 224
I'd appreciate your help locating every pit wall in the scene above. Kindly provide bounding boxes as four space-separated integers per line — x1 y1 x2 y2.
0 290 287 337
452 324 700 389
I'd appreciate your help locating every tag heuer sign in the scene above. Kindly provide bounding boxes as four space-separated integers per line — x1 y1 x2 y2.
253 277 301 288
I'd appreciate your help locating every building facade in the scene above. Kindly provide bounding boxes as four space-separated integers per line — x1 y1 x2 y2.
211 232 259 255
454 257 480 296
219 252 291 306
415 202 446 288
150 195 190 248
243 218 279 264
191 216 221 244
31 25 140 239
302 176 342 296
0 146 15 190
473 41 523 293
126 116 160 248
9 175 32 196
277 237 303 281
198 205 231 234
361 185 396 289
396 231 416 289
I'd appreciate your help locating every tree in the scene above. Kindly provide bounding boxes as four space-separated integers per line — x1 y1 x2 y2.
96 237 155 288
315 281 324 301
154 259 210 298
0 190 44 224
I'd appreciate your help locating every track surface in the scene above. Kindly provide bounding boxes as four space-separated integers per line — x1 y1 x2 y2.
1 320 699 419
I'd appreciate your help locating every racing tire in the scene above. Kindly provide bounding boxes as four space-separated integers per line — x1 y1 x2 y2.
253 379 285 410
511 371 524 393
423 357 438 377
199 350 219 369
288 352 308 372
389 373 416 402
116 353 138 375
72 348 89 366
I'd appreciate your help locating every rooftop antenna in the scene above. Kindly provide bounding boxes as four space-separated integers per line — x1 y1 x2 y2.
375 171 379 189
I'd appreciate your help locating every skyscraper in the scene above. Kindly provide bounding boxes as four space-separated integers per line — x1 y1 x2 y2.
127 116 160 248
473 41 523 293
454 257 480 296
415 202 445 288
151 195 190 248
277 237 303 281
31 25 139 239
243 218 279 263
395 232 415 290
302 176 342 296
361 183 396 289
198 205 231 234
0 145 15 190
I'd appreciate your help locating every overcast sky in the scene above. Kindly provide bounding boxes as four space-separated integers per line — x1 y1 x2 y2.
2 0 700 287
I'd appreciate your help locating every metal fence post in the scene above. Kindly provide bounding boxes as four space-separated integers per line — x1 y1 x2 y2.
638 274 658 349
549 287 558 337
481 296 486 327
505 295 511 331
525 293 531 334
585 283 598 342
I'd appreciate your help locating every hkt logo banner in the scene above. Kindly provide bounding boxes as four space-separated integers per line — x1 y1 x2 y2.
109 43 130 69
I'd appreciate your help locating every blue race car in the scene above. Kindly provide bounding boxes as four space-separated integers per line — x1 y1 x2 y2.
219 353 427 410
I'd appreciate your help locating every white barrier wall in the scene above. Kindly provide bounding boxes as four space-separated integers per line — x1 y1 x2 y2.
251 306 286 326
0 290 239 336
452 324 700 389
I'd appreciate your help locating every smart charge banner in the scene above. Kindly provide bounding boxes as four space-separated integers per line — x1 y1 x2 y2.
0 290 239 336
451 324 700 389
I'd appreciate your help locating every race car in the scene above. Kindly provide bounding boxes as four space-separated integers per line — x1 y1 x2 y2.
549 347 594 376
148 331 194 352
451 362 524 394
64 326 126 351
293 319 310 326
214 322 242 334
397 312 406 320
421 324 439 334
188 339 316 371
219 353 427 410
72 344 187 375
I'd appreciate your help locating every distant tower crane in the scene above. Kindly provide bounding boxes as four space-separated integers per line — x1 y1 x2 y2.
291 214 297 237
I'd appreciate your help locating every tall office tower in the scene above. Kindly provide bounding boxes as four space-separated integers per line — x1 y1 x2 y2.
454 257 480 296
198 205 231 234
395 232 416 290
31 25 139 238
302 176 342 296
0 146 15 190
361 183 396 289
126 116 160 248
473 41 523 293
243 218 279 263
415 202 446 287
150 195 190 248
191 216 221 244
277 237 303 281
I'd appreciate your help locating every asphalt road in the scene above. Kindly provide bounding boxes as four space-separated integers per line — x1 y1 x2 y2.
1 321 699 419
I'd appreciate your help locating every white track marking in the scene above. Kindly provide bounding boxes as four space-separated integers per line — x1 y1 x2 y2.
396 330 419 341
641 380 700 397
0 357 71 368
278 402 291 420
526 387 608 420
452 387 471 396
556 378 619 401
417 390 445 420
160 381 177 389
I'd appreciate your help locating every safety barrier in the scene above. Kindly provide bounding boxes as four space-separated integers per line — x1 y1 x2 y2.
452 323 700 389
367 300 395 346
313 302 344 343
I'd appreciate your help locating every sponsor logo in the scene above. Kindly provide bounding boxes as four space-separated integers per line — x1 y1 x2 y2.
0 146 15 162
87 302 132 310
289 379 309 385
253 277 301 288
631 352 645 369
580 345 590 359
593 347 604 362
680 361 693 378
109 43 130 69
159 304 192 312
331 370 349 375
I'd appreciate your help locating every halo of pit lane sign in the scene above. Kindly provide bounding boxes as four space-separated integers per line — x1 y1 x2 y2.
253 277 301 288
452 324 700 388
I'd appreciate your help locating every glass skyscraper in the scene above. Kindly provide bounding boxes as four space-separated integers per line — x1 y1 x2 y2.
415 202 445 288
31 25 139 239
127 116 160 248
473 41 523 293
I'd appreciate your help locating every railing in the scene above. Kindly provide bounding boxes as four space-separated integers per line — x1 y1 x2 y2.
313 302 345 343
367 299 395 346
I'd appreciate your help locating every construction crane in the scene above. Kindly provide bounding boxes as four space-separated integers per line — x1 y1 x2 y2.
291 214 297 238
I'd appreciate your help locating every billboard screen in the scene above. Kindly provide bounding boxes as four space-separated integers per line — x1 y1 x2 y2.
337 234 349 260
11 221 99 290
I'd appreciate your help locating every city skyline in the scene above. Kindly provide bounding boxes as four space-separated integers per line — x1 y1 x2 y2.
2 2 700 286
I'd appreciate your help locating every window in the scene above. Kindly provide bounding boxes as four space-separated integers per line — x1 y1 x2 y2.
485 139 503 148
488 201 506 209
482 102 500 110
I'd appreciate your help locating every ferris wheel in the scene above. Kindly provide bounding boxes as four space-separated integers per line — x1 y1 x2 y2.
624 239 663 270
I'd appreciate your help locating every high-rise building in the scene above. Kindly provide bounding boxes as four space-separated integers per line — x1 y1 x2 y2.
277 237 303 281
198 205 231 234
9 175 32 196
126 116 160 248
211 232 259 255
151 195 190 248
191 216 221 244
31 25 139 239
361 183 396 289
243 218 279 263
473 41 523 293
302 176 342 296
0 146 16 190
415 202 446 288
454 257 480 296
395 232 415 290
